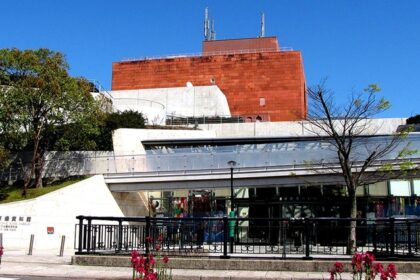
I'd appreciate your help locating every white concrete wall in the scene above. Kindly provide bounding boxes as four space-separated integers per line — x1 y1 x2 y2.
0 175 124 250
112 128 216 155
109 85 231 125
112 119 404 156
198 118 406 137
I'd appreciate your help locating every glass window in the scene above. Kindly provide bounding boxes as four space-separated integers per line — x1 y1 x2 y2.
389 180 411 197
368 181 388 196
323 185 347 197
173 190 189 197
414 179 420 196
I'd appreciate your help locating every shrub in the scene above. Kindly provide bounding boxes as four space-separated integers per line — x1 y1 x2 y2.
406 114 420 124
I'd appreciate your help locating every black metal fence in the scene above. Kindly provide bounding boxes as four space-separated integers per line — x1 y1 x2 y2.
165 115 245 126
75 216 420 259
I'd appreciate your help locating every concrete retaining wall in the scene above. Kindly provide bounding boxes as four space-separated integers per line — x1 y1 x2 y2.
72 255 420 273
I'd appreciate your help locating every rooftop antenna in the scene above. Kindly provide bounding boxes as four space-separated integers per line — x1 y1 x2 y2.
260 13 265 37
211 18 216 40
204 7 210 41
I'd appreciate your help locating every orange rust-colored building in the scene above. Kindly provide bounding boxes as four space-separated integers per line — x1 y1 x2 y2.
112 37 306 121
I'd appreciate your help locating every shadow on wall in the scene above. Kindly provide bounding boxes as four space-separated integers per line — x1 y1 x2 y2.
112 192 149 216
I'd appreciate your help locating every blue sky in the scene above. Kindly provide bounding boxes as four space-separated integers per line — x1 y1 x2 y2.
1 0 419 117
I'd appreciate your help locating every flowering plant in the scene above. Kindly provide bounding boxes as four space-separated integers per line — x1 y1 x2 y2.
329 252 397 280
131 236 172 280
0 246 3 265
351 252 397 280
329 262 344 280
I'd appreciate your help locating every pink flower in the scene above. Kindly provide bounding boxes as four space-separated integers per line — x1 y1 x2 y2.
145 236 153 243
148 254 156 266
352 252 363 272
131 250 140 267
155 244 161 251
380 271 389 280
387 263 397 279
146 272 158 280
136 264 146 274
373 262 384 273
364 252 375 266
334 261 344 273
131 249 139 258
0 246 3 257
162 255 169 264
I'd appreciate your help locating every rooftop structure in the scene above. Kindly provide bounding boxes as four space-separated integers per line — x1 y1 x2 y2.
111 10 306 122
202 36 279 54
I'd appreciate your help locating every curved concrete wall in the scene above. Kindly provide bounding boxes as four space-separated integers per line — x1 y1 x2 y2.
112 128 216 155
0 175 124 250
110 85 231 125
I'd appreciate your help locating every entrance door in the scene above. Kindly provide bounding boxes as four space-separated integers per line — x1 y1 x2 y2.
247 203 280 244
267 204 280 244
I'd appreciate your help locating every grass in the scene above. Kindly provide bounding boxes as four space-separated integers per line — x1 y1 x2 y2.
0 177 84 204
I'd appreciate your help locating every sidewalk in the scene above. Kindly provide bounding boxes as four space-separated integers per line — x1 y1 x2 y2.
0 249 419 280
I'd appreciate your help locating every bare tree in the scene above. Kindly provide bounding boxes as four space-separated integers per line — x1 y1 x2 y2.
306 82 417 254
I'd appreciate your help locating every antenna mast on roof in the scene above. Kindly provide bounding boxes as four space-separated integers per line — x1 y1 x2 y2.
204 7 210 41
204 7 215 41
211 18 216 40
260 13 265 37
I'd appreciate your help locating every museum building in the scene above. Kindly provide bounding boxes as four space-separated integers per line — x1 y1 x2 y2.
102 17 420 226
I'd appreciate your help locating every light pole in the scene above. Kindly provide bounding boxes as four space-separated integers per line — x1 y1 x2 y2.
227 160 237 254
227 160 237 214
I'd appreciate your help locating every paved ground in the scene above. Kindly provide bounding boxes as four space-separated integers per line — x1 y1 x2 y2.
0 249 419 279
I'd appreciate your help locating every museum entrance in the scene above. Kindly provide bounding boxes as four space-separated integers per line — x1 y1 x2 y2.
236 185 351 244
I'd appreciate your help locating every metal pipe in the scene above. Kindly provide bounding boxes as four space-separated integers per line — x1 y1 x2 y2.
230 167 234 213
28 234 34 255
59 235 65 257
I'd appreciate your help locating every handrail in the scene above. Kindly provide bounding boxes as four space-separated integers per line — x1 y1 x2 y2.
111 97 165 110
76 215 420 222
1 152 420 182
74 215 420 259
121 47 294 62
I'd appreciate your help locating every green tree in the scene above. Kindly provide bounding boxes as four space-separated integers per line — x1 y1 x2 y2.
0 48 101 195
96 110 146 150
306 82 417 254
406 114 420 124
0 146 9 169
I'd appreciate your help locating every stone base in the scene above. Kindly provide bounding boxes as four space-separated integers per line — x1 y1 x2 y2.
72 255 420 273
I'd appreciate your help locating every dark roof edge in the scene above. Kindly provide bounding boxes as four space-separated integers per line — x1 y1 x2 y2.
142 134 399 147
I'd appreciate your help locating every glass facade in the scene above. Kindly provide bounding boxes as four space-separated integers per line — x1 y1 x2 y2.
141 135 420 172
390 180 411 196
144 178 420 220
414 179 420 195
138 135 420 220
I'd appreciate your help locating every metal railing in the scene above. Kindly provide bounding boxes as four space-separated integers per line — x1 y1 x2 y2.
165 115 246 126
2 135 420 182
121 47 294 62
111 98 165 110
75 216 420 259
2 152 420 183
